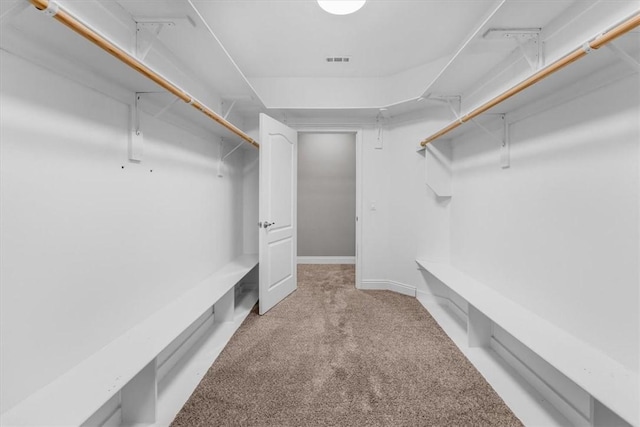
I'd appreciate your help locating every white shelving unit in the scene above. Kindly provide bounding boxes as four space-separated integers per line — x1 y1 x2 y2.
1 4 263 425
417 139 453 198
416 258 638 426
0 254 259 426
414 1 639 147
428 31 639 145
0 0 262 147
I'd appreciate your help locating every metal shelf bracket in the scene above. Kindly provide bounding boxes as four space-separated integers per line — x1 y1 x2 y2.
501 115 510 169
426 95 463 122
217 138 244 177
153 96 180 119
484 28 543 71
222 100 237 120
375 110 388 149
130 93 144 161
135 20 176 61
469 114 510 168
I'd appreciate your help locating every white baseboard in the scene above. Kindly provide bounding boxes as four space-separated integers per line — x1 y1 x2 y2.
387 280 417 297
359 280 387 291
297 256 355 264
360 280 417 297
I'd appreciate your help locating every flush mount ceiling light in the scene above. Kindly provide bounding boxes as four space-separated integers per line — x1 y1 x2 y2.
317 0 366 15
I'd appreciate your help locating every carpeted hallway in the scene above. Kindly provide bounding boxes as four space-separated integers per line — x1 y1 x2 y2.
171 264 523 426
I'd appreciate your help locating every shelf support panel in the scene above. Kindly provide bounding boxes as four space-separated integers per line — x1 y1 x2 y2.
427 95 462 122
222 100 238 120
153 96 180 119
121 359 157 424
606 41 640 72
0 0 30 22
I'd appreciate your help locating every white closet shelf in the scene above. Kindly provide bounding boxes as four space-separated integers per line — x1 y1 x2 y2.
0 254 258 427
418 11 640 147
421 0 570 100
3 0 258 147
416 258 638 426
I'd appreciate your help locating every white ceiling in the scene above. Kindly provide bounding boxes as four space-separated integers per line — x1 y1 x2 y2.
3 0 599 121
191 0 498 79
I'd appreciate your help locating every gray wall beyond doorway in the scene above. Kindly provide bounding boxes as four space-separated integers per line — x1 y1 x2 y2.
298 133 356 257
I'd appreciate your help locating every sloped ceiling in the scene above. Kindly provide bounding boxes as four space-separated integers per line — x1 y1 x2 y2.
187 0 578 113
192 0 496 79
188 0 500 111
2 0 581 119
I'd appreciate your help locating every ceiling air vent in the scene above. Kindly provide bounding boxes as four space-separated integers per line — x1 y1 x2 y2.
326 57 351 63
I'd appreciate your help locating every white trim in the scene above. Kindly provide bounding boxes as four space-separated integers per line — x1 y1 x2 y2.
359 279 391 291
355 129 363 289
297 256 355 264
387 280 417 297
360 280 417 297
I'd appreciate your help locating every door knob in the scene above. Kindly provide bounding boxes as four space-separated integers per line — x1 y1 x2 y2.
262 221 275 228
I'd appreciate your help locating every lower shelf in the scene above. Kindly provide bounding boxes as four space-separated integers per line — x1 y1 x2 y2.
94 289 259 427
416 258 638 426
416 294 572 426
1 254 258 427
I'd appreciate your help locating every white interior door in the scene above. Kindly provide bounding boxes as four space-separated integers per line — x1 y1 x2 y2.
259 113 297 315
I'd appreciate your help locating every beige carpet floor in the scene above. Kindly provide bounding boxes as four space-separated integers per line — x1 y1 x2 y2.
171 264 523 426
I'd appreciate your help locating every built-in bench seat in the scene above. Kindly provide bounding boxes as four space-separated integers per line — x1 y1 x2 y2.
1 254 258 426
416 258 638 426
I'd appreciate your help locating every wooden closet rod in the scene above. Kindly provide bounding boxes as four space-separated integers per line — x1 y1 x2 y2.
29 0 260 149
420 12 640 147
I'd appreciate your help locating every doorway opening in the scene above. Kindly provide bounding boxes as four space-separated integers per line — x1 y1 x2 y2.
296 130 362 288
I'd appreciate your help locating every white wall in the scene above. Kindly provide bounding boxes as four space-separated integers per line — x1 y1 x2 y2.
249 58 447 110
385 110 453 291
243 148 259 255
368 72 638 372
450 74 639 371
357 0 640 375
359 127 391 281
0 50 250 412
298 133 356 257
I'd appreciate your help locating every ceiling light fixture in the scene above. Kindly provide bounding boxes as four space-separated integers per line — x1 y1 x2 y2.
317 0 366 15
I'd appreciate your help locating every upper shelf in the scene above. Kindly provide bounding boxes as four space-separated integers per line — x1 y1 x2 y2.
422 0 574 98
1 0 260 147
418 10 640 147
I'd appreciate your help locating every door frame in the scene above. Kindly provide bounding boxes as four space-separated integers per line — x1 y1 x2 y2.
293 126 363 289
